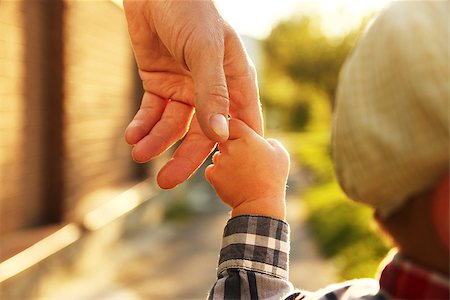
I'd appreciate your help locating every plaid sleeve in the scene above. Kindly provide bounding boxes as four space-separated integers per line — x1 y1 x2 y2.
218 215 290 279
208 215 295 300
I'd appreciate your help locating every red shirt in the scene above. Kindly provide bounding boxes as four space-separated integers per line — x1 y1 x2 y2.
379 254 449 299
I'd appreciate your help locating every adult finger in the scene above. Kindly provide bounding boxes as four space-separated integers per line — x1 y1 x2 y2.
224 29 263 136
131 101 194 162
192 65 230 142
125 93 167 145
187 36 230 142
227 71 264 136
157 116 217 189
140 71 195 107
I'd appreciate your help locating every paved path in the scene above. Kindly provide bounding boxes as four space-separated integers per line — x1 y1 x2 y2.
44 196 338 300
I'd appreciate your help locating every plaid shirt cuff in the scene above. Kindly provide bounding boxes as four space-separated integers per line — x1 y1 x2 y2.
217 215 290 280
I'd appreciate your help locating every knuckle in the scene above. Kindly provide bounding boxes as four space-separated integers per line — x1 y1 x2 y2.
206 84 230 105
185 28 224 70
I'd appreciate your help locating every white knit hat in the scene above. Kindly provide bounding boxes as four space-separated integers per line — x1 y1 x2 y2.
332 1 449 217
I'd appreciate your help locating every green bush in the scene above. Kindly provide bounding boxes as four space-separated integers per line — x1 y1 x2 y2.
289 102 311 130
277 125 390 279
294 133 391 280
164 199 194 222
302 180 390 279
262 13 390 280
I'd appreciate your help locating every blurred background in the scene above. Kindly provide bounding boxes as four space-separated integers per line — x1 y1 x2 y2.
1 0 392 299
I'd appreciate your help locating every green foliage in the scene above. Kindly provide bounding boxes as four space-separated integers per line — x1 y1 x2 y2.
164 198 194 222
262 13 389 280
289 102 310 130
262 82 332 133
260 15 360 132
280 129 391 270
281 130 333 182
290 130 391 279
261 16 357 106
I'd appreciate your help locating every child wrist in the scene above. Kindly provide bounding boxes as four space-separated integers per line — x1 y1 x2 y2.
231 207 286 220
231 197 286 220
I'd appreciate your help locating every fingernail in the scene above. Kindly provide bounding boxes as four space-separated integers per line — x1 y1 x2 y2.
210 114 229 139
127 120 143 129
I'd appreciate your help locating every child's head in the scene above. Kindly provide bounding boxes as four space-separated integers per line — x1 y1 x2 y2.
376 174 449 275
332 1 448 273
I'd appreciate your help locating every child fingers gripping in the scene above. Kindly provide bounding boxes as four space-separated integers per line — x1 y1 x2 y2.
205 119 290 220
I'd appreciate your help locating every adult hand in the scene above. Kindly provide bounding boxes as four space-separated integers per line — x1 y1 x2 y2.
123 0 263 189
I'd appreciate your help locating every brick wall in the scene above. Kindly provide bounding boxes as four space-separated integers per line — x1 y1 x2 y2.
0 0 143 235
0 0 48 234
63 1 138 219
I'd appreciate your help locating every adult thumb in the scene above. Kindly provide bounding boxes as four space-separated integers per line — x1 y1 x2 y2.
190 54 230 142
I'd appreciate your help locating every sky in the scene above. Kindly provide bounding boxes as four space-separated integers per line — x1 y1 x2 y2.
214 0 392 39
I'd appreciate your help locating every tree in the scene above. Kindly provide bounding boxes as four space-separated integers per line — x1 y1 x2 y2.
260 16 360 131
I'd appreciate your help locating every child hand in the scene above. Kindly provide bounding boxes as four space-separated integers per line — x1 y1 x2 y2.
205 119 290 220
